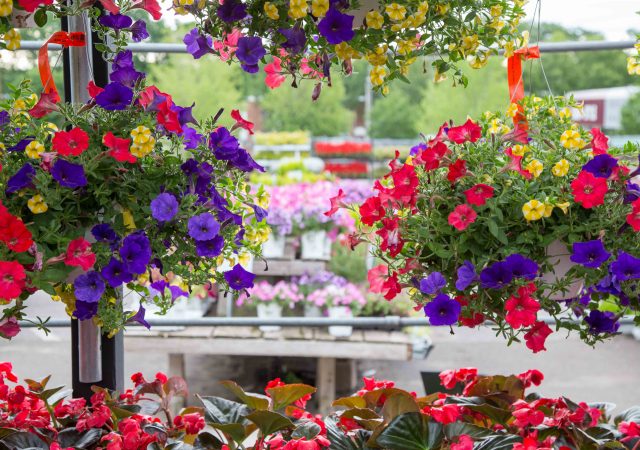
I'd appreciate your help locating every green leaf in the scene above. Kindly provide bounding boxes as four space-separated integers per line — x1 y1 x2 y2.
487 220 508 245
333 396 367 409
473 434 522 450
325 417 372 450
209 423 247 444
444 397 512 426
265 384 316 410
198 395 251 425
33 9 47 27
194 431 225 450
246 410 295 436
220 380 270 410
57 428 102 449
444 422 494 440
381 394 420 423
291 420 322 440
376 413 443 450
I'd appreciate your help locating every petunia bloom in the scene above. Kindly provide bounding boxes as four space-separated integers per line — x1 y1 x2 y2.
570 239 611 268
236 36 266 71
480 261 513 289
448 204 476 230
0 261 26 301
626 199 640 231
571 170 608 208
119 232 152 274
610 251 640 281
590 128 609 155
224 264 255 290
101 257 133 288
318 8 355 44
64 237 96 271
447 159 467 183
505 284 540 328
582 154 618 179
524 321 552 353
103 132 136 163
6 163 36 194
446 119 482 144
150 192 179 222
95 82 134 110
188 213 220 241
216 0 247 22
130 19 149 42
195 236 225 258
584 310 620 334
463 184 494 206
419 272 447 295
98 13 133 29
184 28 213 59
51 160 88 188
424 294 461 326
455 261 477 291
504 254 538 280
73 271 105 303
52 127 89 157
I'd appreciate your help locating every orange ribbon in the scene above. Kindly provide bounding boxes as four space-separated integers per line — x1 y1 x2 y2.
507 45 540 130
38 31 86 102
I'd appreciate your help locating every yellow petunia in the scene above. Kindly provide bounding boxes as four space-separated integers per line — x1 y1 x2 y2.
558 107 572 119
560 129 586 150
435 3 449 15
556 202 570 214
4 29 20 51
522 200 546 221
543 202 554 218
0 0 12 16
490 4 503 17
366 45 387 66
130 136 156 157
396 39 413 56
27 195 48 214
44 122 59 134
552 159 570 177
311 0 329 17
288 0 308 19
25 141 45 159
385 3 406 21
506 102 519 118
525 159 543 178
417 1 429 14
460 34 479 54
370 65 387 87
13 99 27 111
177 0 193 5
365 10 384 28
130 125 152 145
335 42 360 59
264 2 279 19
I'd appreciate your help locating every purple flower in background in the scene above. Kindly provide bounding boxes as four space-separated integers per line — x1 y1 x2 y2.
74 271 105 303
98 13 133 30
480 261 513 289
217 0 247 23
0 111 9 128
188 213 220 241
251 204 268 222
7 138 33 152
196 235 224 258
110 66 145 88
279 26 307 54
224 264 255 290
582 154 618 179
410 142 427 157
101 257 133 288
505 254 538 280
150 280 188 301
74 301 99 321
570 239 611 268
95 82 133 110
151 192 179 222
318 8 355 44
423 294 461 326
6 163 36 193
234 228 245 246
184 28 213 59
51 159 87 189
130 19 149 42
455 260 477 291
236 37 266 66
610 251 640 280
419 272 447 295
181 126 205 150
585 310 620 334
209 127 240 159
131 303 150 329
120 232 152 274
113 50 134 70
91 223 118 244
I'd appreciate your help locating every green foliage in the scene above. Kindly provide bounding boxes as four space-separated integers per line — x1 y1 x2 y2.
621 92 640 134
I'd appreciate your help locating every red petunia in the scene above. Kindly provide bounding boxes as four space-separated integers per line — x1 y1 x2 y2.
504 147 533 180
417 141 450 171
627 199 640 231
131 0 162 20
64 237 96 271
98 0 120 14
455 295 485 328
367 264 387 294
0 261 27 301
28 91 60 118
87 81 104 99
230 109 254 135
518 369 544 388
381 272 402 301
17 0 53 13
324 189 345 217
524 321 552 353
156 101 182 134
571 170 608 208
359 196 385 226
0 213 34 253
52 127 90 157
103 132 136 163
264 57 286 89
505 288 540 329
447 159 467 183
590 128 609 155
447 118 482 144
376 217 404 257
464 184 494 206
0 317 21 338
448 204 477 230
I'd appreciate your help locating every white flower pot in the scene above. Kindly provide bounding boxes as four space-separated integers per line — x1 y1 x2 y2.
328 306 353 337
300 230 331 261
540 240 583 300
257 303 283 332
304 304 323 317
262 233 286 259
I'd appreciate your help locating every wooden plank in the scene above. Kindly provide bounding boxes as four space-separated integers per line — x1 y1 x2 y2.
259 260 327 277
316 357 336 415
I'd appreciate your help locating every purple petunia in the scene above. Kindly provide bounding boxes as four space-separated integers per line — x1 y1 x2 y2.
181 126 205 150
51 159 88 189
251 204 268 222
188 213 220 241
131 303 150 329
6 163 36 194
570 239 611 268
196 235 225 258
231 148 265 172
236 37 266 67
419 272 447 295
130 19 149 42
74 300 99 321
101 257 133 288
582 154 618 179
151 192 179 222
110 66 145 88
584 310 620 334
119 231 152 274
184 28 214 59
172 103 198 127
455 260 477 291
410 142 427 157
216 0 247 23
98 13 133 30
74 271 105 303
150 280 188 301
95 82 134 110
224 264 255 290
317 8 355 44
91 223 119 245
113 50 134 70
505 253 538 280
279 26 307 54
610 251 640 281
0 111 8 128
423 294 461 326
7 138 33 152
480 261 513 289
625 181 640 204
209 127 240 159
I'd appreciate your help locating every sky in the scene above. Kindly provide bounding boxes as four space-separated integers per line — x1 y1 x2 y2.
524 0 639 40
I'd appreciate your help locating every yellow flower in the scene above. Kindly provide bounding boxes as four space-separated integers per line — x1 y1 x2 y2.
123 209 136 230
522 200 545 221
264 2 280 19
130 125 152 145
288 0 308 19
385 3 406 21
0 143 5 152
311 0 328 17
365 10 384 28
178 0 193 5
396 39 413 56
558 107 572 119
556 202 570 214
502 40 516 58
435 3 449 15
628 57 640 76
460 34 479 54
417 1 429 14
552 159 570 177
44 122 59 134
490 4 503 17
408 12 426 27
543 202 554 218
489 118 503 134
560 129 586 150
4 29 20 51
130 136 156 157
27 195 48 214
25 141 45 159
381 85 390 95
335 42 359 59
0 0 12 17
13 99 27 111
511 144 530 157
525 159 543 178
238 252 252 267
370 66 387 87
256 191 270 209
489 19 505 32
366 45 387 66
468 52 489 69
506 102 519 118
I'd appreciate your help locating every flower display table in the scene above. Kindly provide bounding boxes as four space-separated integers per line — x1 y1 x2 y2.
125 326 430 413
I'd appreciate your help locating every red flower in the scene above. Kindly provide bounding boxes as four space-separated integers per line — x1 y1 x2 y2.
504 147 533 180
156 101 182 134
463 184 494 206
0 317 21 338
439 367 477 389
619 421 640 438
324 189 345 217
359 196 385 226
381 272 401 300
455 295 484 328
367 264 387 294
447 119 482 144
103 132 136 163
230 109 254 135
28 91 59 118
155 372 168 384
627 199 640 232
505 287 540 329
447 159 467 183
87 81 104 99
131 0 162 20
0 214 34 253
518 369 544 388
423 404 462 424
571 170 608 208
376 217 404 257
417 141 450 171
174 413 205 435
52 127 90 157
17 0 53 13
513 400 545 427
448 204 477 230
590 128 609 155
524 321 552 353
450 435 473 450
98 0 120 14
64 238 96 271
265 57 286 89
138 85 166 109
130 372 147 386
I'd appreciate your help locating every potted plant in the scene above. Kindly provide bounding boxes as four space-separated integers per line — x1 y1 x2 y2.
307 282 366 337
237 280 303 331
331 95 640 352
294 270 349 317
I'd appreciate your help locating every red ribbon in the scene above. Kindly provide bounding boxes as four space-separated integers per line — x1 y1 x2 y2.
507 45 540 130
38 31 86 102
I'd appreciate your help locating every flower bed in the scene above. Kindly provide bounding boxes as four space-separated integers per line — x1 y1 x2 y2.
0 361 638 449
314 141 372 156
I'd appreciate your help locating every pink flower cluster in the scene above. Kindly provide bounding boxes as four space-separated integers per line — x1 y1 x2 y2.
237 280 304 307
306 283 366 309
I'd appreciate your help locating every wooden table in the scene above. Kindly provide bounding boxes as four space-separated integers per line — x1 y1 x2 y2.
125 326 427 413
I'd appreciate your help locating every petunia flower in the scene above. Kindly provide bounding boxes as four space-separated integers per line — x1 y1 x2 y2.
95 82 134 110
317 8 355 44
230 109 254 135
627 199 640 231
446 119 482 144
504 254 538 280
98 13 133 30
0 261 26 301
130 0 162 20
279 25 307 54
51 159 87 188
570 239 611 268
184 28 213 59
417 141 450 171
455 261 477 291
119 232 151 274
224 264 255 290
419 272 447 295
447 159 467 183
571 170 608 209
188 213 220 241
28 91 60 118
264 57 286 89
0 317 21 339
103 131 136 163
130 19 149 42
6 163 36 193
590 127 609 155
52 127 89 157
584 310 619 334
424 294 461 326
463 184 494 206
524 321 552 353
216 0 247 22
480 261 513 289
64 237 96 271
610 251 640 281
150 192 179 222
236 36 266 68
195 235 225 258
448 204 476 230
505 286 540 329
73 271 105 303
131 303 150 329
91 223 119 245
582 154 618 179
324 189 345 217
101 257 133 288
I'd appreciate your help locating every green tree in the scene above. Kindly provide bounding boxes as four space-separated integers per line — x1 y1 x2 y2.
621 92 640 134
370 87 419 138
